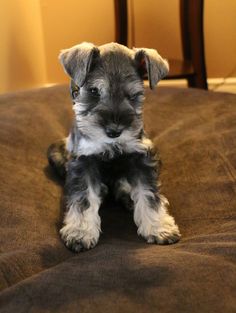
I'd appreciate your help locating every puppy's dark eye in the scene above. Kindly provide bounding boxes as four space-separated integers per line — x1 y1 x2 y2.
72 89 79 99
89 88 100 97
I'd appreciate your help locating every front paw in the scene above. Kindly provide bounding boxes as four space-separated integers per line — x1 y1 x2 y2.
138 215 181 245
60 224 100 252
146 227 181 245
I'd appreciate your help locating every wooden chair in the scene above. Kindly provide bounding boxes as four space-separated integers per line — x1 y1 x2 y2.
114 0 208 89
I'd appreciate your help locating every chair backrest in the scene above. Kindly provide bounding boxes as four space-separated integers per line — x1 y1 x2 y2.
114 0 128 45
114 0 208 89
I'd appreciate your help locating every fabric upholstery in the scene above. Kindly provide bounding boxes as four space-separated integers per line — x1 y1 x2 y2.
0 85 235 312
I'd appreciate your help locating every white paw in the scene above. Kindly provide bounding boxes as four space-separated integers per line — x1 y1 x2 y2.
60 224 100 252
138 214 181 245
60 206 101 252
146 225 181 245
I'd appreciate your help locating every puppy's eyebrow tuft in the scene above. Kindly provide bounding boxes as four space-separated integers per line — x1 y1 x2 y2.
125 81 144 95
87 78 109 91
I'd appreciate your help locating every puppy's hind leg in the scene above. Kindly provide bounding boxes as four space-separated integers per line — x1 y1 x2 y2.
114 178 134 211
47 138 69 178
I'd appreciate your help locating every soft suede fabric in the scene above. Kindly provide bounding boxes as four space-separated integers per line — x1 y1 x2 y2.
0 85 235 313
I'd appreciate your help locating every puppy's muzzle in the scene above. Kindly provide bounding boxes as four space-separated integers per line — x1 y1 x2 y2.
105 126 122 138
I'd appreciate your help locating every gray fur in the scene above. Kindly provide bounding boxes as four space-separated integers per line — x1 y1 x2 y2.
48 42 180 253
59 42 169 90
59 42 100 87
134 48 169 89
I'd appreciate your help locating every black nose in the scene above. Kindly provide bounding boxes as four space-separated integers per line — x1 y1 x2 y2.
105 127 122 138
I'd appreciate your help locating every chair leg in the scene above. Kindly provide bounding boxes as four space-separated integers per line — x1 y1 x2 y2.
187 74 208 89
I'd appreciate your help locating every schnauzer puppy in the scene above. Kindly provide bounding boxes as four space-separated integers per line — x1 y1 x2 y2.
48 42 181 252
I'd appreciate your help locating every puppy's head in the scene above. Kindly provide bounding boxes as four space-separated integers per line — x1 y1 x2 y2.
59 42 168 142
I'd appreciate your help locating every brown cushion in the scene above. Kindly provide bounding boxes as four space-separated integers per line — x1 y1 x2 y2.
0 85 235 312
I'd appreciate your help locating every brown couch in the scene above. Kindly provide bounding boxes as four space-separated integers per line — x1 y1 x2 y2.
0 85 235 313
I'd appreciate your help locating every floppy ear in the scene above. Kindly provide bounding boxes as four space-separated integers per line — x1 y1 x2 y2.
134 48 169 89
59 42 100 87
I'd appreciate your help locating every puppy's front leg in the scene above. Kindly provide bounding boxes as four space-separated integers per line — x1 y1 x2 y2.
60 156 102 252
132 185 180 244
130 154 181 244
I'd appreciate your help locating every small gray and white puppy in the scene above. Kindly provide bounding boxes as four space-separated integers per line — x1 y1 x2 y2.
48 42 181 252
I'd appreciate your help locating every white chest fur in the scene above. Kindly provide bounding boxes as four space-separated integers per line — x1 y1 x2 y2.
66 132 153 158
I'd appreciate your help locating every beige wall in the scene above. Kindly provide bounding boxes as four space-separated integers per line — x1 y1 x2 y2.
0 0 115 93
40 0 114 83
0 0 47 93
0 0 236 93
205 0 236 78
130 0 182 59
